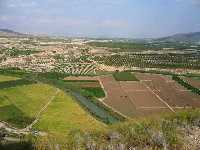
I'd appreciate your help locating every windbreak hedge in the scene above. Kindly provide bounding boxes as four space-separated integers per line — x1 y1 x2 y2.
172 75 200 95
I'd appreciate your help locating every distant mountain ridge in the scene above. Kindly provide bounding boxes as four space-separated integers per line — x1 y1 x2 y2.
1 29 200 43
0 29 29 37
156 32 200 43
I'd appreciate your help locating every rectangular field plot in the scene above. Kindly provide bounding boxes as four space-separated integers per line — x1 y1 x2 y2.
63 81 101 88
100 76 137 117
100 75 171 117
0 83 59 127
135 73 200 108
113 72 139 81
119 82 166 108
100 73 200 118
63 76 105 98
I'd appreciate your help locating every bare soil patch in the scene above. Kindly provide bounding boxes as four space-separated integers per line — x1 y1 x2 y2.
119 82 166 108
135 73 200 108
100 75 170 117
100 75 137 117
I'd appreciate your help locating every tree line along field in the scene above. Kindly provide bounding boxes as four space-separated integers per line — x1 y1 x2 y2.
181 76 200 89
0 74 105 136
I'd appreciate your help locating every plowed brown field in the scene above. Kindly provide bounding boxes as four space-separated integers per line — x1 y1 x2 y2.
135 73 200 108
65 74 200 118
99 76 137 117
99 75 170 117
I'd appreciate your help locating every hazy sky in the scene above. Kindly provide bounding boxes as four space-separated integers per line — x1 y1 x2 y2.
0 0 200 38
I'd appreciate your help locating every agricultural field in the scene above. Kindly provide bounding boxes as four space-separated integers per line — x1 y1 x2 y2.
2 48 39 57
99 73 200 117
1 36 200 149
0 74 19 82
88 41 200 51
93 53 200 70
113 71 138 81
135 73 200 108
99 75 137 117
0 77 105 136
64 76 105 98
54 63 96 75
34 91 105 136
0 83 58 128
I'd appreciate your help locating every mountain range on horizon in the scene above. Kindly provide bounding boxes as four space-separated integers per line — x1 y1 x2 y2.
0 29 28 38
0 28 200 43
156 32 200 43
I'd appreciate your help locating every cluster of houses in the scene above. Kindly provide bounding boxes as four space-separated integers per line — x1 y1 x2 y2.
0 37 97 75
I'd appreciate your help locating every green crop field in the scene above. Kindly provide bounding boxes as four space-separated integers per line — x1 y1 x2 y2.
0 75 20 82
34 91 105 136
0 83 59 127
191 77 200 81
80 87 105 98
0 74 105 135
113 71 139 81
63 80 105 98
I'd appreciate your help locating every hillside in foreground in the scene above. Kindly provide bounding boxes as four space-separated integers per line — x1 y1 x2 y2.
1 110 200 150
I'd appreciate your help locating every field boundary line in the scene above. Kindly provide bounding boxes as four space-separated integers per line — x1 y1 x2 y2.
159 75 174 83
138 106 186 109
122 89 148 92
138 107 168 109
98 77 108 101
141 81 175 113
23 88 60 131
178 90 191 92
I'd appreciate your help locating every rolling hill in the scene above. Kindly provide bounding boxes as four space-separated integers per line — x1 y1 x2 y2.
157 32 200 43
0 29 28 37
